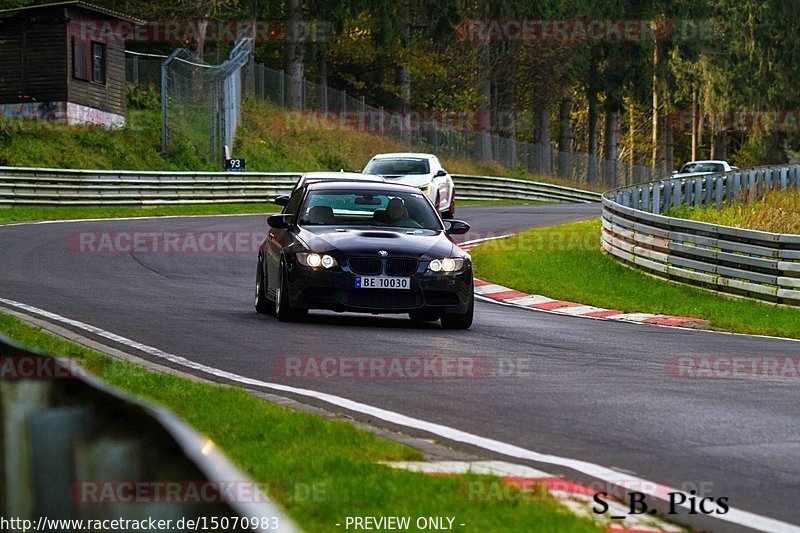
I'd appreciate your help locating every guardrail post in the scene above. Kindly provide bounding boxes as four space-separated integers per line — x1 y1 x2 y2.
781 167 788 191
1 381 52 520
693 177 702 206
724 175 733 204
715 176 724 207
652 183 661 214
672 180 682 210
703 176 712 206
682 179 690 205
642 185 650 211
27 406 94 521
736 172 743 199
74 437 150 522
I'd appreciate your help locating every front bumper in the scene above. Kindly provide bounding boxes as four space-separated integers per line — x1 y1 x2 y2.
285 259 472 314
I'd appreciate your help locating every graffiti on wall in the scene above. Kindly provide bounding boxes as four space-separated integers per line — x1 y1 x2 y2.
1 101 124 128
1 102 66 121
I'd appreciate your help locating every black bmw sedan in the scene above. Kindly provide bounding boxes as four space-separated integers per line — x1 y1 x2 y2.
255 181 473 329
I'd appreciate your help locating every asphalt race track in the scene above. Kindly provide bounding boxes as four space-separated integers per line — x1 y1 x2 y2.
2 203 799 531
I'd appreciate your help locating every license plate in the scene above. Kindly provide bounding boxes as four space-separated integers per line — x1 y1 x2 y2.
355 276 410 290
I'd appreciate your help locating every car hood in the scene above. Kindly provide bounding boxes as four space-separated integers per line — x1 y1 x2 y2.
299 226 455 259
380 174 433 187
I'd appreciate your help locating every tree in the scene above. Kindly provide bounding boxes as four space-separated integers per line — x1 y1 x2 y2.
284 0 304 109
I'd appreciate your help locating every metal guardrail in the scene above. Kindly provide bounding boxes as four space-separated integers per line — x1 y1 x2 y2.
0 167 600 206
601 165 800 305
0 333 298 531
452 174 600 204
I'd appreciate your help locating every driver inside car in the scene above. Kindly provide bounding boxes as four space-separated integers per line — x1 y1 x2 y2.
385 197 422 228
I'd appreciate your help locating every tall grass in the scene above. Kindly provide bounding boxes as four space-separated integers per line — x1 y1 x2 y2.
672 190 800 234
0 94 590 191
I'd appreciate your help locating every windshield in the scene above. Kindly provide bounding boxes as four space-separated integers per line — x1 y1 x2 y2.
364 158 430 175
298 189 442 230
679 162 725 174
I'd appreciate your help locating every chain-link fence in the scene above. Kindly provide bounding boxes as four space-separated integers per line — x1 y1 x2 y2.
155 36 252 165
252 63 658 188
128 50 657 187
125 51 163 87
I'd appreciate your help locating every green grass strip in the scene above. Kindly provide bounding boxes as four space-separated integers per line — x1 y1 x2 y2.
0 204 280 224
0 312 598 532
471 219 800 339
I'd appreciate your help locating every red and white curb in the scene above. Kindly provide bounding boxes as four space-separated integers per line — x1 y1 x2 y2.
383 461 684 532
473 279 710 329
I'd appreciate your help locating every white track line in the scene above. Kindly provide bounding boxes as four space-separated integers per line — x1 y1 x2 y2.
459 233 514 248
383 460 552 478
0 297 796 533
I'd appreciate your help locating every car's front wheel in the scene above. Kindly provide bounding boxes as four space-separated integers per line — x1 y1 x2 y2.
441 192 455 219
440 290 474 330
275 258 307 322
255 254 273 314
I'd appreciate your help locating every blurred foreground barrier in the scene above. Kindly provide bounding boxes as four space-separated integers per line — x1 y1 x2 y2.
602 165 800 305
0 334 299 532
0 167 598 206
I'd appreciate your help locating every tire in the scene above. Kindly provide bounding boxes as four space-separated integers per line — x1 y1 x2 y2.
254 254 273 314
440 290 474 330
442 200 456 220
275 258 307 322
409 310 439 322
441 195 455 219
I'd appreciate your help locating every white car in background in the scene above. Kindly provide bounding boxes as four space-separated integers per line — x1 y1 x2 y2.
363 153 456 218
673 160 736 178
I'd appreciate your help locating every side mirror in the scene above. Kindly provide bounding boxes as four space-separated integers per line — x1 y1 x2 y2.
444 219 470 235
435 169 447 177
274 195 290 206
671 170 678 175
267 214 293 229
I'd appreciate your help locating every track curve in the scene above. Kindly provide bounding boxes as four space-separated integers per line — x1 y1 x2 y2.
1 203 799 530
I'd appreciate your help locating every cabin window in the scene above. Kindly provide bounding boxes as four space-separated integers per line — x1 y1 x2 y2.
72 36 89 80
72 37 107 85
92 42 106 84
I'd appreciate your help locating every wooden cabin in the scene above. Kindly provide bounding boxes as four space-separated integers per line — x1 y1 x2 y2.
0 1 140 127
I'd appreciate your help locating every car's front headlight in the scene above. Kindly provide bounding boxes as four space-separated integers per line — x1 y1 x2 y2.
297 252 338 269
427 257 464 273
